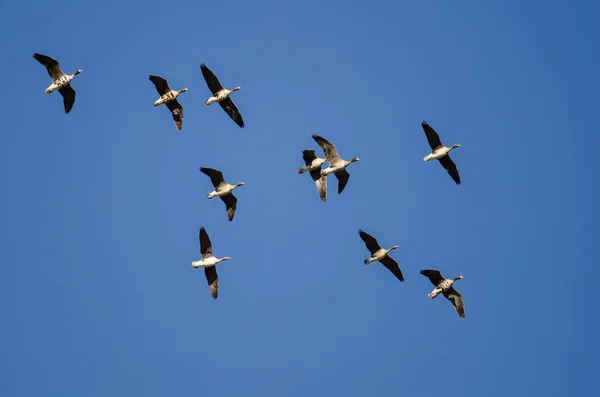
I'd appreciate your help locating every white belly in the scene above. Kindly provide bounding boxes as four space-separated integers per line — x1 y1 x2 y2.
192 257 218 268
207 189 230 199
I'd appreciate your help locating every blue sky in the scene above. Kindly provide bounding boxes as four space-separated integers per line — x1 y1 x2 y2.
0 0 598 395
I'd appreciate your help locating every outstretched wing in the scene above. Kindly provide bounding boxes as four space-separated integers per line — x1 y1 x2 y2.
149 75 171 96
302 149 317 166
58 85 76 114
219 97 245 128
200 63 224 95
199 168 226 189
420 269 444 287
204 266 219 299
443 287 465 318
334 168 350 194
33 53 62 80
358 229 381 254
438 155 461 185
312 134 342 165
220 193 238 222
166 99 184 130
199 227 213 258
421 121 443 151
380 256 405 282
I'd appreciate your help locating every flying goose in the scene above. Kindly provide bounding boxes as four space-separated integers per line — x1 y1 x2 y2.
199 167 245 221
298 149 327 202
200 63 245 128
358 229 404 282
33 53 82 114
420 269 465 318
192 227 231 299
421 121 461 185
312 134 360 194
149 75 188 130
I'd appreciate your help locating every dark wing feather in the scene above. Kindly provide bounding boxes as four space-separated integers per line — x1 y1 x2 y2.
334 168 350 194
421 121 443 151
220 193 237 222
33 53 62 80
58 85 76 114
312 134 342 165
199 227 213 258
166 99 183 130
379 256 405 282
420 269 444 287
438 155 461 185
358 229 381 254
443 287 465 318
219 97 245 128
302 150 317 165
149 75 170 96
204 266 219 299
199 168 226 189
200 63 224 94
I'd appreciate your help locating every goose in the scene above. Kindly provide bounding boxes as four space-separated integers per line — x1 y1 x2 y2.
199 167 245 221
420 269 465 318
192 227 231 299
421 121 461 185
312 134 360 194
298 149 327 202
358 229 404 282
33 53 82 114
200 63 244 128
149 75 188 130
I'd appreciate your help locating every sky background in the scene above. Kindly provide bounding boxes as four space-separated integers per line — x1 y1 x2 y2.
0 0 598 396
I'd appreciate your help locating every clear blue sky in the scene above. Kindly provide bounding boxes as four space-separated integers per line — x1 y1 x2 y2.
0 0 597 395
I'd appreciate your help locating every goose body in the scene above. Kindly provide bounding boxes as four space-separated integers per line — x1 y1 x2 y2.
149 75 188 130
421 121 461 184
200 63 245 128
358 229 404 282
192 227 231 299
312 134 360 194
33 53 82 113
199 167 245 221
298 149 327 202
420 269 465 318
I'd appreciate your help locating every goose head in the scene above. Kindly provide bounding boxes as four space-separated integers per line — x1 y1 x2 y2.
179 88 189 94
390 245 399 251
350 157 360 163
453 275 464 281
232 86 241 92
72 69 83 76
220 256 231 262
450 144 461 150
235 182 245 187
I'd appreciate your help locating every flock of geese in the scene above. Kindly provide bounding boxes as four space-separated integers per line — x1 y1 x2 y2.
33 52 466 319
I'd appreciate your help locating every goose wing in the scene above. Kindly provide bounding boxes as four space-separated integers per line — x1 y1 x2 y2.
33 53 63 80
219 97 245 128
438 155 461 185
200 63 224 95
58 85 76 114
421 121 443 151
199 167 227 189
302 149 317 165
220 193 238 222
166 99 183 130
312 134 342 165
443 287 465 318
380 256 405 282
149 75 171 96
420 269 445 287
204 266 219 299
310 172 327 202
199 227 213 258
358 229 381 254
334 168 350 194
